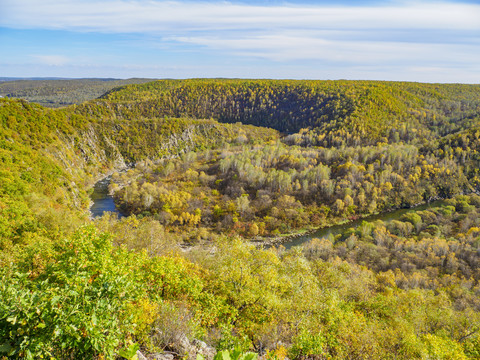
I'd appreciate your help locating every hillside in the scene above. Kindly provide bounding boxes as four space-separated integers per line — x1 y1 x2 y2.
0 97 277 258
1 80 480 359
93 79 480 145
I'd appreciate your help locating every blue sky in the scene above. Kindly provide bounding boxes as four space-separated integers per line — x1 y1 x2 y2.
1 0 479 82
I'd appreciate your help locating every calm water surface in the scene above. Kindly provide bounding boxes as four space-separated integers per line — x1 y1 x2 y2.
283 200 445 249
90 176 125 218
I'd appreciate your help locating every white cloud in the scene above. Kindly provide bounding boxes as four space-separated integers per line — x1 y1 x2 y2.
1 0 480 33
31 54 70 66
173 33 478 66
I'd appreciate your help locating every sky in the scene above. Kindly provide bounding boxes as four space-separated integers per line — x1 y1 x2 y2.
0 0 479 83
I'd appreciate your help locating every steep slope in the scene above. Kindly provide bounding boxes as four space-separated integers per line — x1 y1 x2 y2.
0 98 278 260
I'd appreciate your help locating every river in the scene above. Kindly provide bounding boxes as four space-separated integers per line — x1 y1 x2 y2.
90 177 445 248
283 200 445 249
90 176 125 219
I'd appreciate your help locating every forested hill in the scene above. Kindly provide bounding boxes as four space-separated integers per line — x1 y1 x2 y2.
0 78 154 108
3 80 480 359
89 79 480 145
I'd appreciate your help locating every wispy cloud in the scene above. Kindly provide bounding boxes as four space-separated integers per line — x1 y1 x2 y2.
2 0 480 32
172 34 476 64
31 54 70 66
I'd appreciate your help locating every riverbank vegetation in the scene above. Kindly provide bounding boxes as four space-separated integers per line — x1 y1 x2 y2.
109 140 468 239
1 79 480 359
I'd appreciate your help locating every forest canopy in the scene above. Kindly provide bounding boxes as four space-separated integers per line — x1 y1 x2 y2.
1 79 480 359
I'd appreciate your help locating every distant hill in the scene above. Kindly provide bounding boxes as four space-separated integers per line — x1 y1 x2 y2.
0 78 156 107
89 79 480 145
0 77 73 81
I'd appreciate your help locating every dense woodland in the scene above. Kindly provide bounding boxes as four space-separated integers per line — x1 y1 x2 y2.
1 79 480 359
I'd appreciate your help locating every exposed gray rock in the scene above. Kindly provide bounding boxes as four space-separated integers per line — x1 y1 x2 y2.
137 350 148 360
175 335 216 360
148 353 175 360
192 339 215 360
176 333 192 356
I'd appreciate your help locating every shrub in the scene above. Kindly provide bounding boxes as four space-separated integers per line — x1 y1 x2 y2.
0 226 141 359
